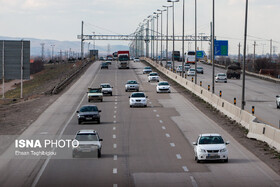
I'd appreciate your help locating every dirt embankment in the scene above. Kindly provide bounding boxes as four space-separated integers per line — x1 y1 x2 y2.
0 60 91 135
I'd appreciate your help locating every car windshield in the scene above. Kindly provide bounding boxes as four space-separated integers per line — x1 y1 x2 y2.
101 84 111 88
197 67 203 69
199 136 224 144
218 73 226 76
75 134 98 141
189 69 195 71
144 67 151 69
131 93 145 98
167 61 172 64
127 80 138 84
88 89 101 93
150 73 158 76
80 106 98 112
158 82 169 86
119 55 129 61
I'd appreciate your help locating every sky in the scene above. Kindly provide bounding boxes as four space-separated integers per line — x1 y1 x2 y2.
0 0 280 56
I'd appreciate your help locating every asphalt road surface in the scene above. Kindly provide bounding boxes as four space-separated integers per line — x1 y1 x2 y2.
165 60 280 127
0 60 280 187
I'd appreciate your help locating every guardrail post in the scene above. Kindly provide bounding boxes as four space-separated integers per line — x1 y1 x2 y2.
200 81 202 87
252 106 255 115
234 97 236 105
219 91 222 97
192 77 194 82
185 74 187 79
208 85 210 91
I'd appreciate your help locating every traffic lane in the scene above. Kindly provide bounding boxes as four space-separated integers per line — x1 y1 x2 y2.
0 61 102 187
157 85 280 186
198 62 280 126
137 60 280 186
169 60 279 126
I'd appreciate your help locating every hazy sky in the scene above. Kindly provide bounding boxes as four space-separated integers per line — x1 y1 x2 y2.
0 0 279 55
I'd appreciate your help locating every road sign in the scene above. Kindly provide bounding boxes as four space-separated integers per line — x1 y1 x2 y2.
196 51 204 58
214 40 228 56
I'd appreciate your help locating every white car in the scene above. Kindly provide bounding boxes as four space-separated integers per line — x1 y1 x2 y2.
148 72 159 82
193 134 229 163
156 81 171 93
129 92 148 107
143 66 152 74
72 129 103 158
215 73 227 83
176 65 183 73
187 68 196 76
134 58 140 62
276 95 280 109
100 83 113 96
125 80 139 92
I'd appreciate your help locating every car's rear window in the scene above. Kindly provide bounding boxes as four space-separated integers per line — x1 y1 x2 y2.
131 93 145 98
144 67 151 69
101 84 110 88
127 80 138 84
75 134 98 141
89 89 101 93
80 106 98 112
199 136 224 144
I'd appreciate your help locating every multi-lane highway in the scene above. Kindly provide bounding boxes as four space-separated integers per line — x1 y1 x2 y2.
0 60 280 187
168 60 280 127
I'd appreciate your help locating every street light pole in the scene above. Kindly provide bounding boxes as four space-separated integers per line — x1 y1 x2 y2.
158 9 166 65
154 12 161 63
194 0 198 84
242 0 249 110
168 0 179 72
212 0 215 93
182 0 185 77
163 5 172 65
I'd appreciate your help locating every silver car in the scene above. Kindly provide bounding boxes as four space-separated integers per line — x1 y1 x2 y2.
215 73 227 83
125 80 139 92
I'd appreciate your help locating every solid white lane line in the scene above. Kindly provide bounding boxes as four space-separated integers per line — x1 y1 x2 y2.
176 154 182 159
159 120 163 123
113 144 117 148
113 134 116 139
113 168 117 174
170 143 175 147
114 155 118 161
113 127 116 130
165 133 170 138
190 176 198 187
156 114 160 117
162 126 166 130
182 166 189 172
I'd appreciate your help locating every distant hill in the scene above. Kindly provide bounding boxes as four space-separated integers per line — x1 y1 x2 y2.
0 36 129 57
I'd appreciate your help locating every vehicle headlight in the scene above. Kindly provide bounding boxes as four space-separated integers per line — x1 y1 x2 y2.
130 99 135 102
200 149 207 153
78 115 85 118
220 148 227 152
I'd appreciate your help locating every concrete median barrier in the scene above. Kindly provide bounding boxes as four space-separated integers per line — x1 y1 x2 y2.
142 57 280 152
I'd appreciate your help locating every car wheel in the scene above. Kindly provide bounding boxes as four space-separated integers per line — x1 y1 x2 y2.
224 158 228 163
88 99 91 102
125 89 127 92
195 156 197 161
144 105 147 107
225 81 227 83
148 80 150 82
78 120 82 125
110 93 113 96
130 105 132 108
98 149 101 158
97 119 100 124
277 104 279 109
72 153 76 158
137 89 139 92
157 80 159 82
196 159 200 163
100 99 103 102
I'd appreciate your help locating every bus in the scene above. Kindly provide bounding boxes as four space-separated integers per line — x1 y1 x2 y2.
186 51 196 64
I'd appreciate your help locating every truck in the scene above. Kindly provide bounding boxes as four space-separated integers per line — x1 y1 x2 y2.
87 88 103 102
226 63 241 79
117 51 130 69
172 51 180 61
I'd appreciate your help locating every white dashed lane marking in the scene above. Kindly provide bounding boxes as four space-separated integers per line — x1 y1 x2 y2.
115 102 117 105
156 114 160 117
113 168 117 174
113 115 116 118
159 120 163 123
176 154 182 159
162 126 166 130
114 155 118 161
113 144 117 148
170 143 175 147
113 134 116 139
113 121 116 124
153 109 157 112
114 111 117 113
165 133 170 138
182 166 189 172
114 106 117 109
113 127 116 130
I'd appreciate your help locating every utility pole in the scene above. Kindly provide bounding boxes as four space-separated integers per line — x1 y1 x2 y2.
211 0 215 93
194 0 198 84
40 43 45 62
182 0 185 77
81 21 84 59
238 43 241 63
270 39 272 63
241 0 249 110
253 41 256 72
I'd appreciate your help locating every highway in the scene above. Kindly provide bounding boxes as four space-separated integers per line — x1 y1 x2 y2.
169 60 280 127
0 60 280 187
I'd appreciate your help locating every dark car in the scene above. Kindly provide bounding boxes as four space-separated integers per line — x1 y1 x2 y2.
77 105 101 124
101 62 108 69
